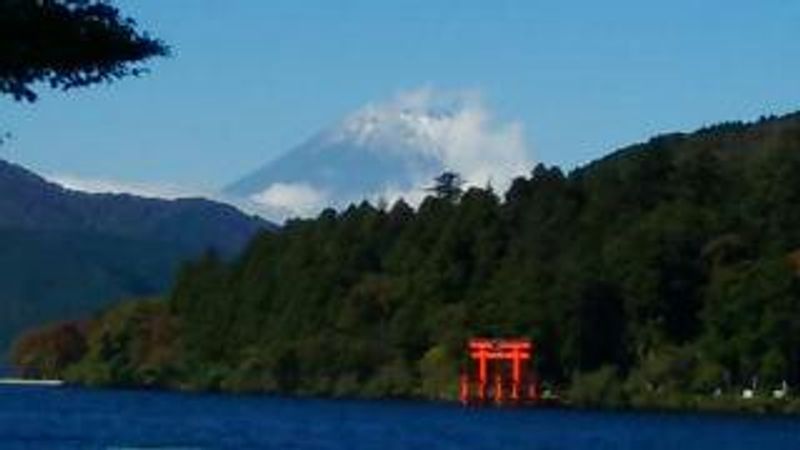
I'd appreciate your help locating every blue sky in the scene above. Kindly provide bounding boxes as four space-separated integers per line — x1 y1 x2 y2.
2 0 798 195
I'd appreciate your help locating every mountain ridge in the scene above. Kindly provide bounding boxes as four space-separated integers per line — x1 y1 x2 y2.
0 158 272 254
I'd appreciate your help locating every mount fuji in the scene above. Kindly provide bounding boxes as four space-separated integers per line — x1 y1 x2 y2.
223 89 532 222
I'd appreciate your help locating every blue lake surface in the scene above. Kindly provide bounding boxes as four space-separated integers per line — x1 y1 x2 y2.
0 386 798 449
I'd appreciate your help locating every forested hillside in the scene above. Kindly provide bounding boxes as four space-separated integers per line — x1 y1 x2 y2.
17 112 800 410
0 159 269 362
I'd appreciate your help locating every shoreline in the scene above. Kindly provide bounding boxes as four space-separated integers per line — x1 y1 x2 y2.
21 378 799 418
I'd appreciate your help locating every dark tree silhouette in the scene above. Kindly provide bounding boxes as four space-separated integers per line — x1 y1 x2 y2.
429 171 464 201
0 0 168 102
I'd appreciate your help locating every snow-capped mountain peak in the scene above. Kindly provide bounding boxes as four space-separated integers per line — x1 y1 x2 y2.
326 101 459 155
224 89 532 222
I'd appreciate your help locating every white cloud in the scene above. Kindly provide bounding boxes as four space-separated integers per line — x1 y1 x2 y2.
341 87 532 194
48 174 204 200
249 182 329 220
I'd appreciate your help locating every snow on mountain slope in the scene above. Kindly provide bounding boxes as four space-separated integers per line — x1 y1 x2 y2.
224 89 532 221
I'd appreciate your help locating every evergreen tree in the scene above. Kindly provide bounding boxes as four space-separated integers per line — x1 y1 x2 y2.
1 0 168 102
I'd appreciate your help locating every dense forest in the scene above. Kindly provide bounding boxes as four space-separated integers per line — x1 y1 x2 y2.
14 112 800 411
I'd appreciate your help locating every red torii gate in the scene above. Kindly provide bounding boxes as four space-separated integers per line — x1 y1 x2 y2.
460 338 538 405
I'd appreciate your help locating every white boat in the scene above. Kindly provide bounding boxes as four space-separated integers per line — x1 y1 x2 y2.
0 378 64 387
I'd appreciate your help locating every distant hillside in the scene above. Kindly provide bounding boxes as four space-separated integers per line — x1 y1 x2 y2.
0 159 271 358
16 111 800 413
0 159 269 254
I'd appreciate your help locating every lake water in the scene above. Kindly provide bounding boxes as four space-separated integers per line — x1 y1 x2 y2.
0 386 798 449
